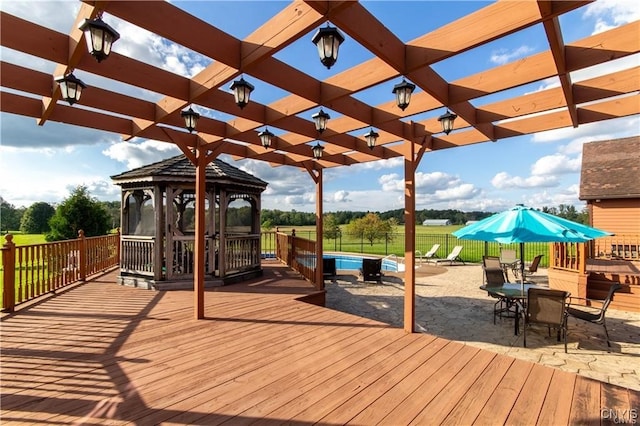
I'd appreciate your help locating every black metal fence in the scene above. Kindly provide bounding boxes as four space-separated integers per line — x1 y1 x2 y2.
262 231 550 267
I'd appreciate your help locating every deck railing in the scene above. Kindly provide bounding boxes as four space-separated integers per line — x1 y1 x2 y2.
275 231 318 286
1 231 120 312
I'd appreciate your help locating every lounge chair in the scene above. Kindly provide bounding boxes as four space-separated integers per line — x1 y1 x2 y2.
420 244 440 263
360 258 382 283
567 283 622 347
523 288 570 353
323 257 336 281
524 254 543 278
434 245 464 265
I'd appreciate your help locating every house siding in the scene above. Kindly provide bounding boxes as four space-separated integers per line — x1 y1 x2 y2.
590 199 640 235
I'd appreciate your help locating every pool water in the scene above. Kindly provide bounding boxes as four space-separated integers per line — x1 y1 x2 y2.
323 254 399 272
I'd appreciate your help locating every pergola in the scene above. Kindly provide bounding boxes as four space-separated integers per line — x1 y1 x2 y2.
1 1 638 330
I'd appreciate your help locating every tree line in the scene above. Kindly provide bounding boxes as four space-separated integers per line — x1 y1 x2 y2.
2 189 588 241
0 186 118 241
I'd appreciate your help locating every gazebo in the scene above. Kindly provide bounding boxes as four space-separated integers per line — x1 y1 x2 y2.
111 154 267 289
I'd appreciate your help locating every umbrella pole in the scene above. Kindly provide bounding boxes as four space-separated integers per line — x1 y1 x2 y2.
520 242 525 290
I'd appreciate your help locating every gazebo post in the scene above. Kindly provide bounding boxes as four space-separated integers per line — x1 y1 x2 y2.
194 146 207 319
153 184 164 282
403 140 416 333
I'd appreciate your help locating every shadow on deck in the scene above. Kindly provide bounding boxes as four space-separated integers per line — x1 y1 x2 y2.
1 262 638 424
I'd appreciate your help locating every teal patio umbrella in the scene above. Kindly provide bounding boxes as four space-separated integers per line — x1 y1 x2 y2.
453 205 613 284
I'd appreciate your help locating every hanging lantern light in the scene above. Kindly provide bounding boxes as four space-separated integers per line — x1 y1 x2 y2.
392 78 416 111
181 106 200 133
258 127 274 149
311 23 345 69
312 108 330 134
311 142 324 159
363 128 379 150
229 77 254 109
438 109 458 135
79 13 120 63
54 72 86 105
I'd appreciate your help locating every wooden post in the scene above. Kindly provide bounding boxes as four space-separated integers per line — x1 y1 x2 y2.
194 147 207 319
404 142 416 333
153 185 164 281
315 168 324 290
2 234 16 313
78 230 87 282
116 228 121 266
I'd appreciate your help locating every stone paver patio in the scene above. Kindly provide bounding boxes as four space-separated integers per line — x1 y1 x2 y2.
325 263 640 391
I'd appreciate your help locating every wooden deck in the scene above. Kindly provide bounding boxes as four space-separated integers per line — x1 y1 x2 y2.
1 262 638 425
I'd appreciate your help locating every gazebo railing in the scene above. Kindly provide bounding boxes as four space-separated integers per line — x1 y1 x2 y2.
224 234 260 274
121 235 155 276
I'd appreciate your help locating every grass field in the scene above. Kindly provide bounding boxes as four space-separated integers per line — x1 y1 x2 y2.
3 233 47 246
266 225 550 267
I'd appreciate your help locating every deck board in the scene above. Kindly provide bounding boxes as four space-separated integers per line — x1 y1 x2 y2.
1 264 638 425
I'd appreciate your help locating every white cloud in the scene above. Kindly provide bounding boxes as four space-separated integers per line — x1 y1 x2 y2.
525 184 582 209
331 190 351 203
583 0 639 34
490 45 535 65
531 116 640 144
531 154 581 176
491 172 559 189
102 140 180 169
432 183 479 201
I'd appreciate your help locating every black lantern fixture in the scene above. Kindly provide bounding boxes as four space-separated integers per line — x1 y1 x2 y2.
438 109 458 135
311 142 324 159
363 128 379 150
312 108 330 134
54 72 86 105
258 127 274 149
181 106 200 133
311 23 345 69
79 13 120 63
392 78 416 111
229 77 254 109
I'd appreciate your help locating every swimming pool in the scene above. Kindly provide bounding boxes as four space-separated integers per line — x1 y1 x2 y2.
323 254 400 272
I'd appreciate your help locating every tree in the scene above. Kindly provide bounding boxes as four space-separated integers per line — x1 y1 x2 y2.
346 212 394 246
46 186 111 241
20 202 55 234
323 213 341 240
0 197 24 233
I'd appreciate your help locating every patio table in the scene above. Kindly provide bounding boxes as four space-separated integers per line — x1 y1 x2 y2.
480 283 547 335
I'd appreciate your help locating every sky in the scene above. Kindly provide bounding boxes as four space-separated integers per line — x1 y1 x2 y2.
1 0 639 214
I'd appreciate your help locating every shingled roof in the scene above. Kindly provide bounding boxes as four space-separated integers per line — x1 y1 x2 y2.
111 155 267 190
579 136 640 200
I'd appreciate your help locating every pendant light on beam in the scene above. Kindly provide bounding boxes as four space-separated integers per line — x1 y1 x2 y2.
230 77 254 109
181 106 200 133
438 109 458 135
55 72 86 105
392 78 415 111
79 13 120 63
363 128 379 150
258 127 274 149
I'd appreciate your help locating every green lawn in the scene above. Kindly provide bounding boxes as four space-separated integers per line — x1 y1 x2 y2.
4 233 47 246
266 225 550 267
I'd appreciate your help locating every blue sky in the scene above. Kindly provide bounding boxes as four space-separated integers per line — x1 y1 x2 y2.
1 1 638 213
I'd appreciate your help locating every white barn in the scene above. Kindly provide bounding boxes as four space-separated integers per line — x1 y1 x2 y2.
422 219 451 226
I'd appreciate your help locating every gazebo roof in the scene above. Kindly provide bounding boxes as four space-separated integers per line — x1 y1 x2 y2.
579 136 640 200
111 154 267 190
